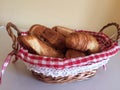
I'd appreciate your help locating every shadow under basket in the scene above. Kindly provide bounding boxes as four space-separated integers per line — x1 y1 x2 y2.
32 70 97 83
0 22 120 84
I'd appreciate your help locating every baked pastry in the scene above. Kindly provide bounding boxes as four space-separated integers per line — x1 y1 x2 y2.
52 26 75 37
41 28 66 49
28 24 47 40
18 35 64 58
65 49 86 58
28 25 66 50
66 32 100 53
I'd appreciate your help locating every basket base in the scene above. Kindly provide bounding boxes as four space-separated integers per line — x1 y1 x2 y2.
31 70 97 83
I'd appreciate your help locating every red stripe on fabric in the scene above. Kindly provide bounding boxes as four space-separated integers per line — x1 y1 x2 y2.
16 30 120 69
0 50 15 84
17 46 120 69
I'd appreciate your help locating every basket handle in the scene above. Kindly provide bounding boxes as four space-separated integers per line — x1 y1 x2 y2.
99 22 120 42
0 23 21 84
6 22 21 51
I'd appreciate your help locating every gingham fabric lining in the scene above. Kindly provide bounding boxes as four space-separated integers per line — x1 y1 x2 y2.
17 45 120 70
25 59 109 77
0 30 120 83
16 30 120 69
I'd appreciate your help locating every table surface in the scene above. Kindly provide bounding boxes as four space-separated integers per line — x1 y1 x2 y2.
0 26 120 90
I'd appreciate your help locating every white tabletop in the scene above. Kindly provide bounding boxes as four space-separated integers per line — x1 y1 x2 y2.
0 26 120 90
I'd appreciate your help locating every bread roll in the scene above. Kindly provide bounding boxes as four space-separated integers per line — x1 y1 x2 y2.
66 32 100 53
65 49 86 58
18 35 64 58
52 26 75 37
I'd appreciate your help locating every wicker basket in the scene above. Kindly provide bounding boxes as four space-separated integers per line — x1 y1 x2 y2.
0 22 120 83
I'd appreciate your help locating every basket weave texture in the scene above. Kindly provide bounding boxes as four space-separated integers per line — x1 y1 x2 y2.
0 22 119 84
16 30 119 83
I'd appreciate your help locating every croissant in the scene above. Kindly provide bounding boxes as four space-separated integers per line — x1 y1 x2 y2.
28 25 66 50
66 32 100 53
28 24 47 40
18 35 64 58
65 49 86 58
52 26 75 37
41 28 66 49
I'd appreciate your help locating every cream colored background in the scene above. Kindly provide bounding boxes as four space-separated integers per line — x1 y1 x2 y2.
0 0 120 31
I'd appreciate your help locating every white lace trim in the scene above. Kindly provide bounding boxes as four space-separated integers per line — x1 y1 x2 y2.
24 59 109 77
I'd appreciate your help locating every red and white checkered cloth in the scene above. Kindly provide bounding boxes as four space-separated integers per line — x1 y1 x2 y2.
16 30 120 69
0 30 120 83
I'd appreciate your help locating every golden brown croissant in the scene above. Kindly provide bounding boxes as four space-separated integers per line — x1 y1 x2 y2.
66 32 100 53
52 26 75 37
28 24 47 40
65 49 86 58
41 28 66 49
28 25 66 50
18 35 64 58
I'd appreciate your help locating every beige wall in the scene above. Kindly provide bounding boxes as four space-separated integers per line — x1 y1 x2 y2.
0 0 120 31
